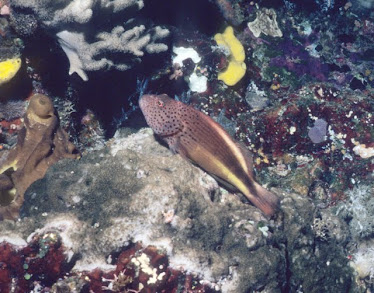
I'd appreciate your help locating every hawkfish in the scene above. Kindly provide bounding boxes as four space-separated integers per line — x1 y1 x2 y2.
139 94 279 216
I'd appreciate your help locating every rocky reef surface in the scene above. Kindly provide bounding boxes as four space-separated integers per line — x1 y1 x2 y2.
0 128 354 292
1 0 374 292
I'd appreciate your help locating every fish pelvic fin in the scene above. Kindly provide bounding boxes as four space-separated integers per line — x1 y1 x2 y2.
244 181 279 217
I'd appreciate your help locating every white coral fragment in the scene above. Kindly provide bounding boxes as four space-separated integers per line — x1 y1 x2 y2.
57 31 89 81
247 8 283 38
353 144 374 159
172 46 202 66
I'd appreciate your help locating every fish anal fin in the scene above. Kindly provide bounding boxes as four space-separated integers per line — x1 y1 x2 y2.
210 174 238 192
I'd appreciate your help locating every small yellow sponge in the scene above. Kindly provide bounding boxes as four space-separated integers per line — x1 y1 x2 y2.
214 26 246 86
0 58 22 86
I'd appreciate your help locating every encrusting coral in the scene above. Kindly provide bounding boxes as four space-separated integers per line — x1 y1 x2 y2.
0 93 79 220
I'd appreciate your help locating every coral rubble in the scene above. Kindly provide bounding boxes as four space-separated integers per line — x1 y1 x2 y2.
247 8 283 38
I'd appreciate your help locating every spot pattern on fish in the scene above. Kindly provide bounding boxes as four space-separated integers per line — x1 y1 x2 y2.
139 94 279 216
139 94 183 137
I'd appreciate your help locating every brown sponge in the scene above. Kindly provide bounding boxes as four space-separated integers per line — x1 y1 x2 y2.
0 93 79 220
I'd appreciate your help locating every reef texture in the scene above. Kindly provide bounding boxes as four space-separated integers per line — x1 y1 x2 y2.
10 0 169 80
157 7 374 204
0 129 354 292
0 93 78 220
1 0 374 291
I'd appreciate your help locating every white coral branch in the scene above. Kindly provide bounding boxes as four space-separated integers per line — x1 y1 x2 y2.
16 0 170 80
100 0 144 12
46 0 94 26
57 22 169 80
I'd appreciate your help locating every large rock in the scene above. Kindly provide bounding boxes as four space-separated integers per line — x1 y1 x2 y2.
0 128 354 292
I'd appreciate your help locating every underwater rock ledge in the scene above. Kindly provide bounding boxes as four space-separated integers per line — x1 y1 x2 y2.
0 128 353 292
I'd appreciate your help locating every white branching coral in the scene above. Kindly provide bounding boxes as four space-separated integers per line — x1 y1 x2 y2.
11 0 169 81
56 24 168 80
350 240 374 280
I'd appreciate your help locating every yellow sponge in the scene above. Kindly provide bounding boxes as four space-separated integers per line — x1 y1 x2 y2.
0 58 22 86
214 26 246 86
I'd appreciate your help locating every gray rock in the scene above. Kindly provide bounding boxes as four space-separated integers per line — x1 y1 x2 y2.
1 128 355 292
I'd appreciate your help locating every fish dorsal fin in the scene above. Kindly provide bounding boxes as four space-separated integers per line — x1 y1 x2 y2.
235 142 254 178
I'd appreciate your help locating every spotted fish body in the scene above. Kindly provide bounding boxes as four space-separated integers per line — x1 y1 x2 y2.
139 94 279 216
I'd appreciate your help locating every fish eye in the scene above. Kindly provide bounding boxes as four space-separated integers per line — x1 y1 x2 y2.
157 100 164 107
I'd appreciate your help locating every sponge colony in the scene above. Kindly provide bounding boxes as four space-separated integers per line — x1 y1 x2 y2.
214 26 246 86
0 58 22 86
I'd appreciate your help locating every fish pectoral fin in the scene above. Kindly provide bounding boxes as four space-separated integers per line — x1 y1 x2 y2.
171 136 192 160
163 135 181 155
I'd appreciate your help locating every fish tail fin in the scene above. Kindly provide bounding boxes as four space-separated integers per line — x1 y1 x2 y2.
245 181 279 217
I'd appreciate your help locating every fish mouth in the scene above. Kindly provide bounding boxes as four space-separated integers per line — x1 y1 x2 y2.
138 95 147 110
139 94 154 111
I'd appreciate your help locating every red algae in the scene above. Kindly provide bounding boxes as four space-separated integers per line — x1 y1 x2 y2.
0 232 68 292
0 239 217 292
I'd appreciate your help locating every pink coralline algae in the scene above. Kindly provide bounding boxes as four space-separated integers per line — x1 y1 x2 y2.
308 119 328 144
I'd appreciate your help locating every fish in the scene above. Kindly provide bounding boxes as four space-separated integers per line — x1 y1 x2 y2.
139 94 279 216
